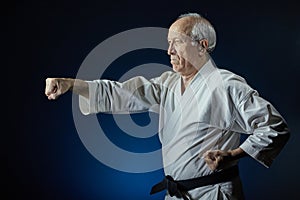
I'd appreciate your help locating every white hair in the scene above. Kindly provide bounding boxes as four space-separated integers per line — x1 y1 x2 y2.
178 13 217 52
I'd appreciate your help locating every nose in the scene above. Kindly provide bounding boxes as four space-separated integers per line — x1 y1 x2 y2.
167 42 176 55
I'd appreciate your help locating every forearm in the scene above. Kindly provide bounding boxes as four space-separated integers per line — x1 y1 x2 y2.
228 147 248 161
70 79 89 99
83 77 160 114
203 147 249 171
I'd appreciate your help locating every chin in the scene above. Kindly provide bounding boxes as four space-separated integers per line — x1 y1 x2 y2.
172 65 181 73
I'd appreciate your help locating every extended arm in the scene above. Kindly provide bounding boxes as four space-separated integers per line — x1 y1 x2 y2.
79 76 162 115
45 72 168 115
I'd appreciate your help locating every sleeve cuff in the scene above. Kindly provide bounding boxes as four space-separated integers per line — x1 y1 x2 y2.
79 81 98 115
240 140 273 168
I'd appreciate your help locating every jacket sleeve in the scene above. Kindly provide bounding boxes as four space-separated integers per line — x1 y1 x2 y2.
79 75 163 115
234 90 290 167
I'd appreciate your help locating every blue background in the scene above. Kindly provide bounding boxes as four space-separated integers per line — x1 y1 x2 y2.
11 0 299 199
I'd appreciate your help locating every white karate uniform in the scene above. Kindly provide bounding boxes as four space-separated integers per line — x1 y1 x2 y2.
79 59 290 200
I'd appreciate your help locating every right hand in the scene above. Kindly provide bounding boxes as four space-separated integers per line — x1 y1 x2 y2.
45 78 73 100
203 150 231 171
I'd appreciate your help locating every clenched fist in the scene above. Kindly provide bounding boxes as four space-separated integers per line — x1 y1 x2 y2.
45 78 74 100
203 148 246 171
203 150 232 171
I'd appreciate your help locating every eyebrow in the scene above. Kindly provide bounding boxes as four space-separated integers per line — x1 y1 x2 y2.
167 37 183 41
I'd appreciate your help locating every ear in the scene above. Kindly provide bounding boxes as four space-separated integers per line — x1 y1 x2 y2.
200 39 209 50
198 39 209 56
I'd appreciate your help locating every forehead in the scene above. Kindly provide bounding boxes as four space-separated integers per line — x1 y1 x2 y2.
168 17 194 39
167 30 190 41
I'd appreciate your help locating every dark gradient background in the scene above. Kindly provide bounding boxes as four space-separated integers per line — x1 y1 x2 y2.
11 0 299 199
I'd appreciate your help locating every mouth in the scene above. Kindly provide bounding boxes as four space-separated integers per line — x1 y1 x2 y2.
170 59 179 65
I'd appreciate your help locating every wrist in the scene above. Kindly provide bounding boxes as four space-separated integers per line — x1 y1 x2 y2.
228 148 247 160
63 78 75 91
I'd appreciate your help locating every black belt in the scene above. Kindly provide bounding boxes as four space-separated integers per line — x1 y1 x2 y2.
150 165 239 200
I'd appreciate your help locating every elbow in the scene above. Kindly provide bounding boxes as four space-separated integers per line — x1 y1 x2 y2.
276 124 291 151
284 128 291 143
271 119 290 142
282 121 291 142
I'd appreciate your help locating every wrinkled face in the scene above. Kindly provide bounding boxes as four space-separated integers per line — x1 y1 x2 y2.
167 18 200 75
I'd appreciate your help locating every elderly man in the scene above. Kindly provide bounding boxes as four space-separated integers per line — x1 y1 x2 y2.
45 13 290 200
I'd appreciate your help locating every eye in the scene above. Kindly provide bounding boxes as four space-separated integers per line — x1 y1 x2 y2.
174 38 183 44
167 38 184 46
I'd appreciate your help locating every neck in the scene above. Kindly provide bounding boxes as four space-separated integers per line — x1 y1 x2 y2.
181 71 198 87
180 70 197 95
180 56 210 94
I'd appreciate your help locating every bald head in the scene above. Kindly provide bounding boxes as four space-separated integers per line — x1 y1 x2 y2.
169 13 217 52
169 16 196 36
